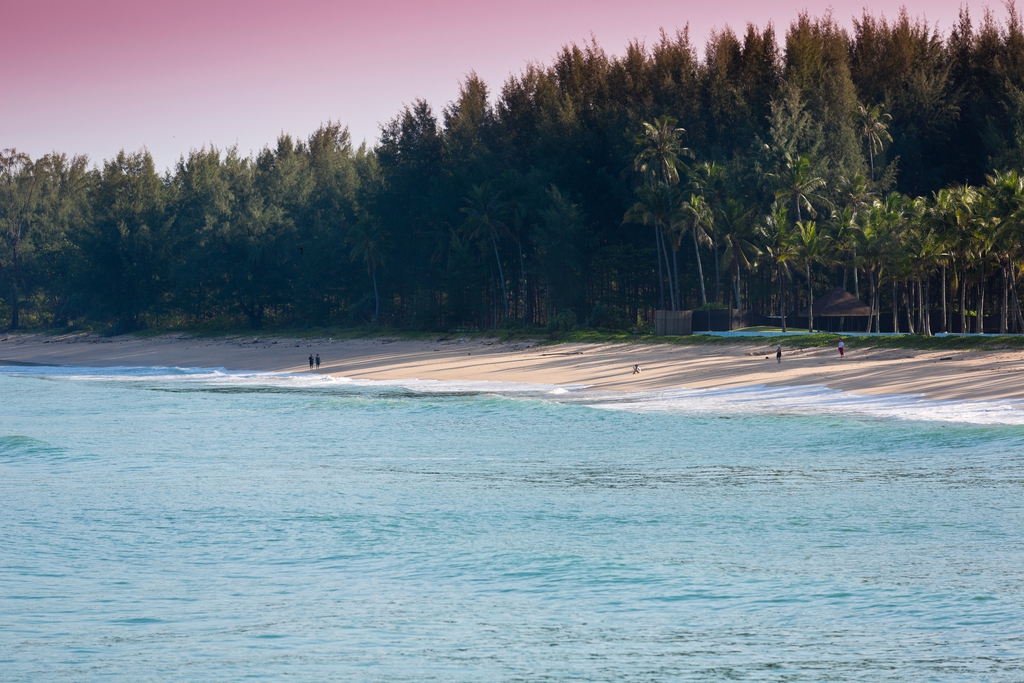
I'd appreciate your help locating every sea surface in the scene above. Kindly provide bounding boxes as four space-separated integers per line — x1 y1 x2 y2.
2 365 1023 681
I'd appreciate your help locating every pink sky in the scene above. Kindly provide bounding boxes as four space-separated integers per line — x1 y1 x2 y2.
2 0 980 170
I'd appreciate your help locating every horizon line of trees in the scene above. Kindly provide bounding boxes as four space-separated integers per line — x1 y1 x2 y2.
8 6 1024 334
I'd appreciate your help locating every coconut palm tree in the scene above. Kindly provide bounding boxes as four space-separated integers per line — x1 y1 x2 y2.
791 220 832 332
769 153 827 223
876 193 911 333
347 216 386 325
633 116 690 310
933 185 981 332
858 204 887 332
984 170 1024 332
633 115 690 186
834 173 874 299
754 204 794 331
625 182 682 310
681 193 713 307
971 191 1001 334
461 182 510 319
690 162 727 300
855 103 893 182
717 198 757 310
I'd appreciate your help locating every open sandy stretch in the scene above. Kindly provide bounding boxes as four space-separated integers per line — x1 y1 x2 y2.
4 332 1024 405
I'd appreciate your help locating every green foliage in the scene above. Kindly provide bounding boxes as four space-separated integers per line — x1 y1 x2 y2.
7 7 1024 337
546 310 578 334
586 301 629 329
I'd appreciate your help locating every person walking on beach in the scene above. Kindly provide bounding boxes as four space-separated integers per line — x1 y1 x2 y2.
838 340 844 359
315 353 321 370
632 364 641 375
309 354 314 370
776 344 782 364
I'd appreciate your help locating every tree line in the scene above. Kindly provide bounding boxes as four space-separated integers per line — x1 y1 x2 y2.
6 7 1024 334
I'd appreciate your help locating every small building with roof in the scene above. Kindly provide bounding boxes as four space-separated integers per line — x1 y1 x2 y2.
797 287 872 332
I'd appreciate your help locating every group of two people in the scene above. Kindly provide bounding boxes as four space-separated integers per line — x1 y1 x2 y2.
309 353 320 370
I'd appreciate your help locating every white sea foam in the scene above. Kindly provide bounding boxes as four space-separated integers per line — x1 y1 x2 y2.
3 364 1022 425
575 383 1024 426
0 364 583 396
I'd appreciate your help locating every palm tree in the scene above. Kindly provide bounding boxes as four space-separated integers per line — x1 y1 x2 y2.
972 191 1000 334
755 204 794 331
901 197 938 335
769 153 827 223
681 193 713 306
717 198 757 310
461 182 510 319
791 220 832 332
633 116 690 310
855 103 893 183
836 173 874 212
690 162 726 300
858 204 887 332
347 216 386 325
625 182 682 310
633 115 690 186
933 185 980 332
876 192 910 333
984 170 1024 332
834 173 874 299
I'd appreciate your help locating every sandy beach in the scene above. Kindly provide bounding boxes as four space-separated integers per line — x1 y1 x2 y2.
3 332 1024 405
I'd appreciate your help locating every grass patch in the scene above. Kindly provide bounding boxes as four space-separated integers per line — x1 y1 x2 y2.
26 321 1024 352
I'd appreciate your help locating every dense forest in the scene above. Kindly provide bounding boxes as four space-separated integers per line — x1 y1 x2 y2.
8 8 1024 334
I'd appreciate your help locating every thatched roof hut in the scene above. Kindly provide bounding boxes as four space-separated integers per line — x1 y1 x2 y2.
799 287 872 317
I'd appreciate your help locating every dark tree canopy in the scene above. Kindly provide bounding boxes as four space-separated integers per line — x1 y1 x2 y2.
6 8 1024 335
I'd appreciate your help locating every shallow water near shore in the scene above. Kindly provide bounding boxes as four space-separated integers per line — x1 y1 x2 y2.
2 366 1023 681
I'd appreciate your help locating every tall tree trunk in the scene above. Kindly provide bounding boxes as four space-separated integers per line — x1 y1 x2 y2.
892 280 899 333
807 263 814 333
853 254 860 298
672 246 681 313
840 262 847 331
660 230 676 311
909 282 917 333
876 272 882 333
941 265 948 333
977 275 985 334
371 266 379 325
518 241 527 324
778 264 788 332
691 227 707 306
867 269 876 332
960 263 967 334
924 277 932 336
921 278 929 335
1011 264 1024 333
1002 262 1009 335
490 233 509 318
713 234 721 304
654 225 665 310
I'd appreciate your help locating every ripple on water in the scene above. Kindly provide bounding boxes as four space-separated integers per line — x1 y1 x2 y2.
1 367 1023 682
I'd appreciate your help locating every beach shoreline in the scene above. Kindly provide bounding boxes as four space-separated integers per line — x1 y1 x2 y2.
3 331 1024 405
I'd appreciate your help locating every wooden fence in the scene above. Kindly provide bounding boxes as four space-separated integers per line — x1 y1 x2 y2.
655 310 693 336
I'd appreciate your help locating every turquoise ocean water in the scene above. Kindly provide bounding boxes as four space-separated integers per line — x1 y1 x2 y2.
1 365 1023 681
